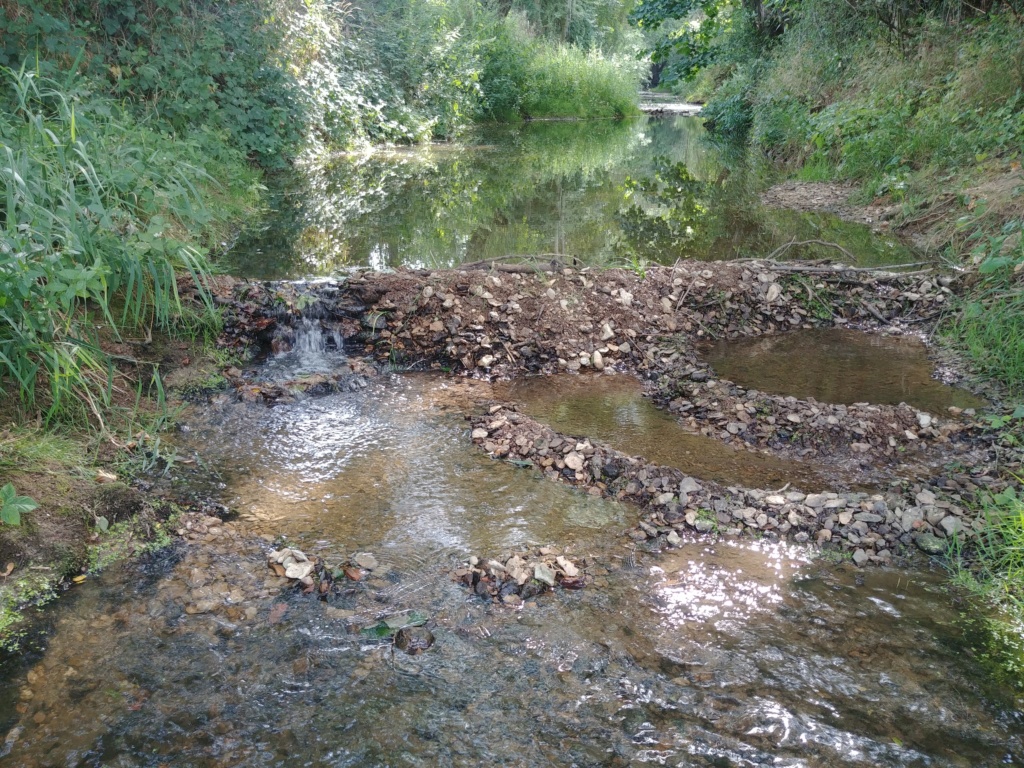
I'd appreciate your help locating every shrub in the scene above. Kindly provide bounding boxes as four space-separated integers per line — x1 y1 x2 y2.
521 43 644 119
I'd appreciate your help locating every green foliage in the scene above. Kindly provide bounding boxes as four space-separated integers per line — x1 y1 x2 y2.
478 11 644 121
520 43 645 118
948 483 1024 688
975 487 1024 591
700 61 761 136
0 67 217 426
0 0 303 166
633 0 790 84
0 483 38 526
943 221 1024 390
510 0 638 49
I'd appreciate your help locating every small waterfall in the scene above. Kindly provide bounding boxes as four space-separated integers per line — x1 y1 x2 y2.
293 317 328 356
264 311 346 380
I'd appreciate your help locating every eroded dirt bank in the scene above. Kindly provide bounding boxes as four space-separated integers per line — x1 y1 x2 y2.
216 259 1007 564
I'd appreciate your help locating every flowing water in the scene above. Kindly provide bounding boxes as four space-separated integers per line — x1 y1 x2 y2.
2 357 1022 766
227 116 918 279
702 329 988 415
2 122 1021 765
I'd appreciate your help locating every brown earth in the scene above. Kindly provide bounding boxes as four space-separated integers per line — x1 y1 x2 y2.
760 181 905 231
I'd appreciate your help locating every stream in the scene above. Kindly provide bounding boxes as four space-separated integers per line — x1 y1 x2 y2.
227 115 918 278
1 114 1022 766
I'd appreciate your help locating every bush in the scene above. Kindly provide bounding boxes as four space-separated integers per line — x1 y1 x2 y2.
0 0 304 167
522 43 644 119
701 63 761 137
479 13 536 121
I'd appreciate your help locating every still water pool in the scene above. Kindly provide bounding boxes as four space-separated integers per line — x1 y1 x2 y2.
228 116 917 278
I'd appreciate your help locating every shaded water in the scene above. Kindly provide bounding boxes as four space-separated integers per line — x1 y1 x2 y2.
496 373 836 491
703 329 987 414
2 366 1022 766
228 117 918 279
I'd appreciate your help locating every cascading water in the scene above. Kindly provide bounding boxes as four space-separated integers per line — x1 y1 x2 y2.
262 313 347 381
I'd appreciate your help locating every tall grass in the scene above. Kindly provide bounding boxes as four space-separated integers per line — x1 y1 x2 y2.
523 44 643 119
946 285 1024 390
479 14 644 121
0 67 217 428
950 486 1024 687
942 221 1024 390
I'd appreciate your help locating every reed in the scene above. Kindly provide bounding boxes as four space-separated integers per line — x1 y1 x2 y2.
0 67 215 428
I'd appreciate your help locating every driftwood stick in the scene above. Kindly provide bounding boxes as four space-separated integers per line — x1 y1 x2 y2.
771 261 933 274
861 300 888 324
730 256 933 274
459 255 569 271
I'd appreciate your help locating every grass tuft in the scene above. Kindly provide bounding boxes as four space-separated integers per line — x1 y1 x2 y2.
0 66 220 429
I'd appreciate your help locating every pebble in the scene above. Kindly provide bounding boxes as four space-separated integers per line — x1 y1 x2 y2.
354 553 379 570
534 563 556 586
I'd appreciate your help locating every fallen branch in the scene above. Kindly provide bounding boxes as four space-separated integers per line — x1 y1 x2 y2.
860 300 888 324
459 255 570 272
765 239 857 263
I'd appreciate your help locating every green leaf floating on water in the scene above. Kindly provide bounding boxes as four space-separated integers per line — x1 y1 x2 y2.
360 611 429 639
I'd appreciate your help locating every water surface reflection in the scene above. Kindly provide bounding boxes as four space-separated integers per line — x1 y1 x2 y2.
228 117 919 278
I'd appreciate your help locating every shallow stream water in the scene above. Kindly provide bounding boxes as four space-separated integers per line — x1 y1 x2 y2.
703 329 988 414
2 119 1021 766
3 333 1023 766
496 373 835 490
2 368 1023 766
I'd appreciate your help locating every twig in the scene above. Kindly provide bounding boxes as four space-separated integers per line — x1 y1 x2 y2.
460 255 568 271
675 274 700 311
765 239 858 263
729 257 933 275
861 300 888 324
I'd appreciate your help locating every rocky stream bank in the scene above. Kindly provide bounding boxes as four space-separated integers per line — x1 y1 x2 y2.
212 259 1010 571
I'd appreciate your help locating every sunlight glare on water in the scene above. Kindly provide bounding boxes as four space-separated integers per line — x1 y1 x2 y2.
1 375 1021 767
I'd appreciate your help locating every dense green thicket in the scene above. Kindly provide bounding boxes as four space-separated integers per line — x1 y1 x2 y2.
0 67 249 427
0 0 645 156
633 0 1022 197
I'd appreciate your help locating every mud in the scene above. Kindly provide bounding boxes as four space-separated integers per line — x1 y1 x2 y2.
761 181 901 229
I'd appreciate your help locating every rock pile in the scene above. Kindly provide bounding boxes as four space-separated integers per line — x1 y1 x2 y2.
212 260 1000 566
470 405 1000 564
454 546 587 604
220 262 958 383
653 355 980 464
